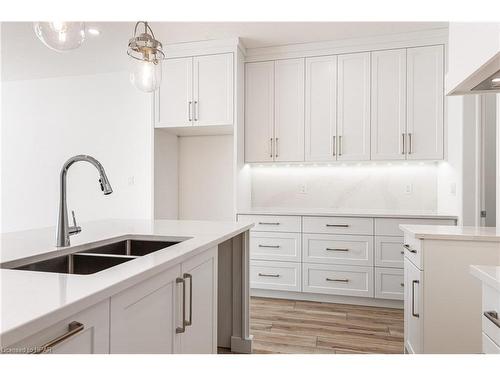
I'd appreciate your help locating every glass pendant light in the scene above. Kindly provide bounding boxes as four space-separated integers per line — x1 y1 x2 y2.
33 22 86 51
127 21 165 93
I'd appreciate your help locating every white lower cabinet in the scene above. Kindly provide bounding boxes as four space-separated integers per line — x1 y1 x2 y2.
8 300 110 354
250 231 301 262
404 257 423 354
303 263 374 297
303 234 373 266
110 247 217 354
250 260 301 291
375 236 404 268
375 267 404 300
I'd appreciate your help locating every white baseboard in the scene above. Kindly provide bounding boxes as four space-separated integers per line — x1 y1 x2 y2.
251 289 403 309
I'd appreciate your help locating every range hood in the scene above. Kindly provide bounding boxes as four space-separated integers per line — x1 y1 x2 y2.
446 22 500 96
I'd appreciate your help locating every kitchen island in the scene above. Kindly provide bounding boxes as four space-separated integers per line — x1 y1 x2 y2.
0 219 253 354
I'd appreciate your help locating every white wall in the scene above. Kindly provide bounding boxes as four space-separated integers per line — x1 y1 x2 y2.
178 135 234 220
1 72 153 232
251 163 439 211
154 130 179 219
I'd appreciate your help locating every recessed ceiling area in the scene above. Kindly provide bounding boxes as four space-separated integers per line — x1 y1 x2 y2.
1 21 448 81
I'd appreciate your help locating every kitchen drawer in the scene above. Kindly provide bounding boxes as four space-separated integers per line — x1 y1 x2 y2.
375 267 404 300
302 263 374 297
482 284 500 347
250 260 301 291
303 234 373 266
375 236 404 268
403 233 423 270
375 218 456 237
238 214 301 233
250 231 301 262
303 216 373 235
482 332 500 354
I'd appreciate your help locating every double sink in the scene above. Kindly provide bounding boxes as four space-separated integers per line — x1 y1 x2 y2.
11 238 185 275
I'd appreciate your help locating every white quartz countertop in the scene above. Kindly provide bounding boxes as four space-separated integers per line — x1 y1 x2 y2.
238 207 458 220
399 224 500 242
0 219 253 347
470 265 500 292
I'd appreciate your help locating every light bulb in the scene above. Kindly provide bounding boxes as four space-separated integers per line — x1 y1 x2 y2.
33 22 86 51
130 60 162 93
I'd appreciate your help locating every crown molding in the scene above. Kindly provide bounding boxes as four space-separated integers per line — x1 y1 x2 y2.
163 37 244 59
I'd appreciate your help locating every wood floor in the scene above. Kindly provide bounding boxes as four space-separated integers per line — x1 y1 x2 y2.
249 296 404 354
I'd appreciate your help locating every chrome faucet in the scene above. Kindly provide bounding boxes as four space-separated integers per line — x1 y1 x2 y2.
56 155 113 247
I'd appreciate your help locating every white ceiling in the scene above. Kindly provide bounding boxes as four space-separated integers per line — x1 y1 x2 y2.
1 21 448 81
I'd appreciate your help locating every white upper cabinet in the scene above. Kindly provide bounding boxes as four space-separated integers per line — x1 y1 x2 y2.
337 52 371 161
193 53 234 127
371 49 407 160
155 53 233 129
245 61 275 162
406 45 444 160
156 57 193 128
305 56 337 161
274 58 305 162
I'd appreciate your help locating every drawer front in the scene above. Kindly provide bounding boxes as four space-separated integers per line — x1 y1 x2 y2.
303 216 374 235
302 263 374 297
250 260 301 291
375 236 404 268
482 333 500 354
303 234 373 266
375 267 404 300
250 232 301 262
482 284 500 347
375 218 456 236
403 233 423 270
238 214 301 232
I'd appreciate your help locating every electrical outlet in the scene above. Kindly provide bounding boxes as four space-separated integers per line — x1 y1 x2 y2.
450 182 457 196
404 184 413 194
298 183 308 194
128 176 135 186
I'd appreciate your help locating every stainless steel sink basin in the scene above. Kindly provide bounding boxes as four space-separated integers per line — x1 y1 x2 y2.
81 239 180 257
14 253 133 275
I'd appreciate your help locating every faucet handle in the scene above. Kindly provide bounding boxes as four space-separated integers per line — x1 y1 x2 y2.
71 210 78 227
69 210 81 235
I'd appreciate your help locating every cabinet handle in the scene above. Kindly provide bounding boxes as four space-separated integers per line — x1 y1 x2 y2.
402 133 406 154
194 101 199 121
403 244 417 254
333 136 336 156
258 222 280 225
275 137 279 158
412 280 420 318
326 278 349 283
258 244 281 248
400 282 405 287
33 321 84 354
326 224 349 228
326 248 349 252
484 311 500 328
408 133 413 154
176 277 186 334
183 273 193 327
188 101 192 122
269 138 273 158
258 272 280 278
338 135 343 156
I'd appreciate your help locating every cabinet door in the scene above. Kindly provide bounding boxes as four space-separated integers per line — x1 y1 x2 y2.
179 247 217 354
156 57 193 128
305 55 337 161
275 58 305 162
7 300 109 354
406 45 444 160
371 49 407 160
245 61 274 162
337 52 371 161
193 53 234 127
404 257 424 353
110 265 181 353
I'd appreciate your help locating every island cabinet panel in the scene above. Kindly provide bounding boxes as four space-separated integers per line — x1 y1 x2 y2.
7 300 110 354
110 265 181 354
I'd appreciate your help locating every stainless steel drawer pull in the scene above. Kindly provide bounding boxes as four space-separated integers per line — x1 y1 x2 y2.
339 135 343 156
411 280 420 318
400 250 404 255
258 222 280 225
326 248 349 252
194 101 199 121
402 133 406 154
183 273 193 327
326 278 349 283
333 136 336 156
258 273 280 278
403 244 417 254
34 321 84 354
408 133 413 154
400 283 405 287
275 137 279 158
176 277 186 334
188 101 193 122
326 224 350 228
484 311 500 328
269 138 273 158
258 244 281 248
